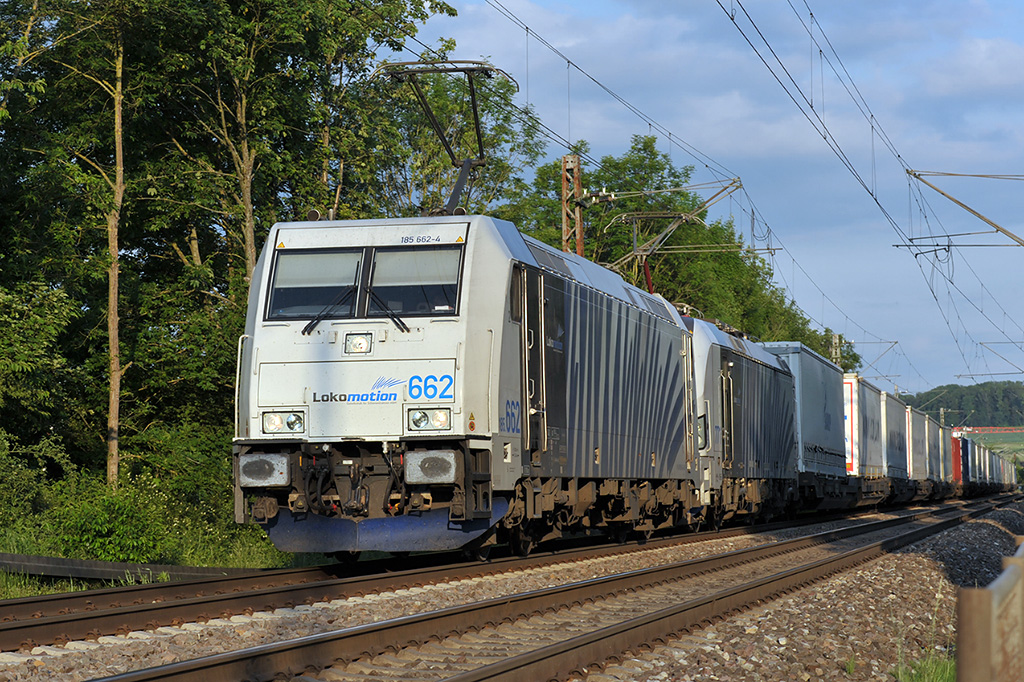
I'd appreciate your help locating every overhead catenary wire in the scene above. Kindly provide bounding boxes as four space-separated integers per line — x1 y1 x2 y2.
480 0 901 378
789 2 1024 371
362 0 941 391
716 0 1024 385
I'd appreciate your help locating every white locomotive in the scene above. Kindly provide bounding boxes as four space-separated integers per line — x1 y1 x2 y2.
233 214 1017 556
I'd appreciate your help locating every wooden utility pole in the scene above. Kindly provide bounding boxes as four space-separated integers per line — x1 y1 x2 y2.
561 154 583 256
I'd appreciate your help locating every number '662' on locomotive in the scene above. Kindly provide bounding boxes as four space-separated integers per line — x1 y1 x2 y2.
233 215 712 554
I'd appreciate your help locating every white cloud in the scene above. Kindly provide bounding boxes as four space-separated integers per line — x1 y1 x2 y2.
924 37 1024 97
417 0 1024 391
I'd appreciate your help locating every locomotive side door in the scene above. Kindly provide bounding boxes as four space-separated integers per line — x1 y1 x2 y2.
522 266 546 467
720 350 735 470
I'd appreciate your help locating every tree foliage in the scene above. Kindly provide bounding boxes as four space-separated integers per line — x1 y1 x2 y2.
0 0 459 567
903 381 1024 427
498 135 860 369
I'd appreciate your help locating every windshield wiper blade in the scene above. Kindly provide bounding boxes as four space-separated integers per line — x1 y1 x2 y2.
368 289 410 333
302 285 356 335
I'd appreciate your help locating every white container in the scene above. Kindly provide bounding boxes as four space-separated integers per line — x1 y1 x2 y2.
761 342 845 478
843 373 884 478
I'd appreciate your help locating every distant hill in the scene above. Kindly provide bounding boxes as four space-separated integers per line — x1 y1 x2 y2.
902 380 1024 428
903 381 1024 464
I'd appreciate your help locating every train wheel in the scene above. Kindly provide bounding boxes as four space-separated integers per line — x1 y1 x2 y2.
510 524 537 557
683 510 703 534
609 523 631 544
332 551 360 567
463 546 491 562
465 527 498 562
710 505 726 531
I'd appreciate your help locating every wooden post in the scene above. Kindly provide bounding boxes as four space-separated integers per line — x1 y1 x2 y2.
561 155 583 256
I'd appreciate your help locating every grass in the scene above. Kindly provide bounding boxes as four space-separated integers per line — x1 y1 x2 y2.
970 432 1024 460
0 572 91 600
884 577 957 682
0 508 317 600
891 655 955 681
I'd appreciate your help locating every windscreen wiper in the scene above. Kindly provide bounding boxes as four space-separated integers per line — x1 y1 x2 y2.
368 289 411 333
301 284 357 335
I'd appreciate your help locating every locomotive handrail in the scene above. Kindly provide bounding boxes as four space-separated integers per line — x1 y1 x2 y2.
234 334 250 440
957 535 1024 681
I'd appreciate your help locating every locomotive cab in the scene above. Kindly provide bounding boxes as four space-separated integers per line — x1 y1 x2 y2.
233 216 510 553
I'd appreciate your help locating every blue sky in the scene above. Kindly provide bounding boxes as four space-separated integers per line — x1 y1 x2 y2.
415 0 1024 399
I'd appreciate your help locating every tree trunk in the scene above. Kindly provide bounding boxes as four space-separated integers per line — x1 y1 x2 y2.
106 38 125 488
239 144 256 278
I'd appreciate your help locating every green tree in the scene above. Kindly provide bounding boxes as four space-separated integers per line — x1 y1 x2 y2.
905 381 1024 426
1 0 176 482
0 283 79 439
0 0 47 122
154 0 455 281
499 135 859 368
375 59 546 217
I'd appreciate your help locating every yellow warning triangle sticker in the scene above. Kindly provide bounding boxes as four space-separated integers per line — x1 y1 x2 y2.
469 412 475 420
277 241 285 248
456 236 464 243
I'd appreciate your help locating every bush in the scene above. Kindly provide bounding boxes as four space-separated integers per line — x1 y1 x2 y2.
0 425 292 572
0 432 44 528
52 475 168 564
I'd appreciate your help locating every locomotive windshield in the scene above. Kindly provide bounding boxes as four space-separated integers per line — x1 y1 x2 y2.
266 249 361 320
264 244 463 322
368 246 461 317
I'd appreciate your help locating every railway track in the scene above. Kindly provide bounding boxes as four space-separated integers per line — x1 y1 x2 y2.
2 501 946 653
83 495 1016 682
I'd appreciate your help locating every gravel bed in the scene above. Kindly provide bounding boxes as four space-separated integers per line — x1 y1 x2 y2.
0 503 1020 681
575 501 1024 682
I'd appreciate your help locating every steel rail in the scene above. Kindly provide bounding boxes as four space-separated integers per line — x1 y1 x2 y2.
0 503 903 648
0 525 771 650
2 497 978 624
88 496 1017 682
0 539 645 623
450 500 1012 681
0 553 251 582
0 498 988 652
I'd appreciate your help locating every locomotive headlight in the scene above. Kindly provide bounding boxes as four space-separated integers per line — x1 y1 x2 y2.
344 333 372 354
408 408 451 431
430 409 450 429
262 411 305 434
409 410 430 429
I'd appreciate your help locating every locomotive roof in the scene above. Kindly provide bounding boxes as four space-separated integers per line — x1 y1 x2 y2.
259 213 685 326
683 316 791 373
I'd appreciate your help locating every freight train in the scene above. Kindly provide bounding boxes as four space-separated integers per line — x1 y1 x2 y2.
232 214 1017 556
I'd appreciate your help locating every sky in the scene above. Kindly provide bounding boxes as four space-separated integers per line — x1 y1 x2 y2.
411 0 1024 398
